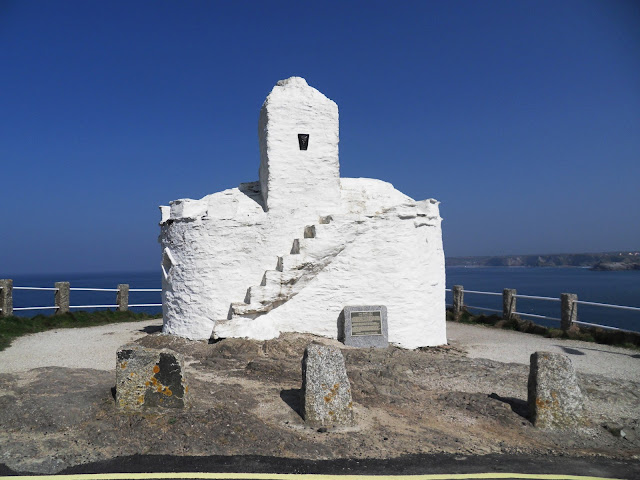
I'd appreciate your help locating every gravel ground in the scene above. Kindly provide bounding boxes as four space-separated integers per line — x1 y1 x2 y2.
0 319 638 474
446 322 640 382
0 319 163 373
1 319 637 380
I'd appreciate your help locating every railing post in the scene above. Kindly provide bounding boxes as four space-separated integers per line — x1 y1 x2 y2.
117 284 129 312
561 293 577 332
55 282 70 315
452 285 464 321
503 288 516 320
0 279 13 317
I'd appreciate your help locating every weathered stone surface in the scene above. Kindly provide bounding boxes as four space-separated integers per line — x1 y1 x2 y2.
340 305 388 348
528 351 584 429
0 279 13 317
561 293 578 332
115 344 188 410
452 285 464 321
54 282 70 315
116 284 129 312
502 288 516 320
302 343 354 428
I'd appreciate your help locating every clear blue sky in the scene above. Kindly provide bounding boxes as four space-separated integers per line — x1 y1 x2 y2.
1 0 639 275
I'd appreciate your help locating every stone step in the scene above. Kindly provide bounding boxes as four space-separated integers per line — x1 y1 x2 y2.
304 225 316 238
276 254 309 272
228 301 285 319
319 215 333 225
245 283 291 305
260 270 300 287
308 221 340 239
244 286 270 305
290 238 317 255
229 217 347 320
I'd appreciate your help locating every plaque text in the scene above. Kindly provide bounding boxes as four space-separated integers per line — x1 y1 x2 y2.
351 311 382 336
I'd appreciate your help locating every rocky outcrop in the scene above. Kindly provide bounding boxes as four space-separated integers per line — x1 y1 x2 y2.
591 262 640 271
448 252 640 268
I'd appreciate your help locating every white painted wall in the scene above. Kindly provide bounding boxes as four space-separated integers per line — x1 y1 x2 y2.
214 197 446 348
259 77 340 216
159 77 446 348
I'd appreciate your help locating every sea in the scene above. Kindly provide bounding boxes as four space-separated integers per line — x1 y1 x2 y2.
446 266 640 332
5 267 640 332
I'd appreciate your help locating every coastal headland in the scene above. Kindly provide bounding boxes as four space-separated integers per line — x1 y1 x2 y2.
447 251 640 270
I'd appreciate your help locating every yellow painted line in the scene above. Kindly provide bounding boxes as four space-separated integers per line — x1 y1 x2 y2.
0 473 625 480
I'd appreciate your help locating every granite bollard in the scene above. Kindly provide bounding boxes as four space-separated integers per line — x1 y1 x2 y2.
54 282 70 315
302 343 355 428
116 344 189 411
117 284 129 312
0 279 13 317
527 351 584 429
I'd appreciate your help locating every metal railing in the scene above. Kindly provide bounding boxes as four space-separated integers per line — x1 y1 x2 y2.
445 286 639 334
3 279 638 335
0 279 161 317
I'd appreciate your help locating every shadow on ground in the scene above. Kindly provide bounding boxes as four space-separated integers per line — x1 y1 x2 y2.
279 388 302 418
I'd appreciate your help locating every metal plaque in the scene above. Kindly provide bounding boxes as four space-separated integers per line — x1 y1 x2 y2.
298 133 309 150
350 311 383 336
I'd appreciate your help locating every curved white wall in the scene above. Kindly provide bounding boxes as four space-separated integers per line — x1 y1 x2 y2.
159 77 446 348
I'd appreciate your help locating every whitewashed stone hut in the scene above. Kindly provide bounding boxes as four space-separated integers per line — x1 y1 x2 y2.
159 77 446 349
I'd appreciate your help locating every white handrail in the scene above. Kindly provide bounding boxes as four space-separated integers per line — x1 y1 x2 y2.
514 311 561 322
13 306 59 311
449 288 639 314
7 284 640 335
12 286 161 292
69 305 119 309
465 305 502 314
447 287 639 333
575 300 640 312
12 303 162 311
2 284 164 316
514 294 560 302
13 286 59 291
574 320 639 334
70 288 119 292
463 290 503 297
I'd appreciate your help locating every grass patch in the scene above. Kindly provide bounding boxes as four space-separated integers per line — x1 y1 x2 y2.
0 310 158 352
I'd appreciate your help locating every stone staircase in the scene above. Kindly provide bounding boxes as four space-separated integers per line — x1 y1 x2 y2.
227 215 348 320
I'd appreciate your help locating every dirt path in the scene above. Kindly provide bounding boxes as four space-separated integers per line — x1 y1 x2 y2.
2 319 637 378
446 322 640 382
0 319 163 373
0 321 638 474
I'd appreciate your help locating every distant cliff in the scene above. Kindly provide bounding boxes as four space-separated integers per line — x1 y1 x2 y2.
591 261 640 271
446 251 640 269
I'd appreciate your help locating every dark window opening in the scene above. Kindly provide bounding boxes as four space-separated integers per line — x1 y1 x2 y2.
298 134 309 150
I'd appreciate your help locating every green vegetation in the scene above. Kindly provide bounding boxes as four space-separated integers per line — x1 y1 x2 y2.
446 308 640 350
0 310 158 352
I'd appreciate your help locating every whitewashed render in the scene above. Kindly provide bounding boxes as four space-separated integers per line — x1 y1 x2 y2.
159 77 446 349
